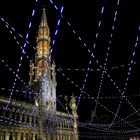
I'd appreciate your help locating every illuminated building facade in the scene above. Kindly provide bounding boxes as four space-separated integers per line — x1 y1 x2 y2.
0 8 79 140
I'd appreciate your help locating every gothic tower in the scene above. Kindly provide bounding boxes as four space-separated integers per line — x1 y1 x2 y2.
29 8 57 113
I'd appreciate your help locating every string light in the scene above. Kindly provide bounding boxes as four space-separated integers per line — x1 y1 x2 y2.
7 0 39 108
0 58 32 92
58 82 140 130
58 93 140 101
0 87 33 94
92 0 120 123
78 122 140 135
48 5 64 62
114 109 140 126
76 2 106 109
57 67 102 72
0 16 36 50
110 62 137 70
48 0 140 122
57 63 140 129
57 68 87 93
108 24 140 128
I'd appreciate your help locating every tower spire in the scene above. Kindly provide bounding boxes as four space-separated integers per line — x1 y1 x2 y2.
35 8 51 79
41 8 48 28
32 8 56 113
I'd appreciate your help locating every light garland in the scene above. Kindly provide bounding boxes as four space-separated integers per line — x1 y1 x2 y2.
108 24 140 128
92 0 120 123
77 2 106 109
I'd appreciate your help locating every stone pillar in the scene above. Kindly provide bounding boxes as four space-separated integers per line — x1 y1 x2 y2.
12 131 15 140
63 132 65 140
23 133 26 140
17 132 21 140
48 133 51 140
5 131 10 140
68 132 71 140
56 131 59 140
1 132 6 140
29 116 32 126
33 133 36 140
0 131 2 140
60 132 62 140
66 133 68 140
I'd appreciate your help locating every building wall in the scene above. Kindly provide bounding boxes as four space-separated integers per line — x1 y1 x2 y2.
0 104 78 140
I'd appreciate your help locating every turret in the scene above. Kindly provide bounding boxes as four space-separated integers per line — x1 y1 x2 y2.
70 94 79 140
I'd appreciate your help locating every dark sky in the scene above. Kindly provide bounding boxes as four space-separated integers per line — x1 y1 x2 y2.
1 0 140 137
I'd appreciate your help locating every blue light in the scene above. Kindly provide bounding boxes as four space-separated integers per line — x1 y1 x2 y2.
50 0 53 4
54 5 58 10
32 9 35 16
96 33 98 38
131 60 133 64
93 43 96 48
52 40 55 45
23 43 26 48
115 11 118 16
50 49 53 53
57 19 60 26
98 21 101 27
49 5 64 63
26 33 29 39
132 52 135 56
136 36 139 41
55 30 58 35
114 16 116 21
7 0 39 106
60 6 64 14
29 22 32 28
117 0 120 5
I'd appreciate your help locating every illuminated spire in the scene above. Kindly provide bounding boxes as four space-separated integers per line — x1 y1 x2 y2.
31 8 57 113
35 8 51 79
37 8 50 57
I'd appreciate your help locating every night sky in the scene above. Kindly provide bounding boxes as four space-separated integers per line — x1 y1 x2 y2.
1 0 140 138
